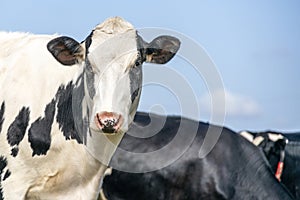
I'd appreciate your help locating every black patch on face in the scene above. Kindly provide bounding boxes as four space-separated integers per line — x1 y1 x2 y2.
136 34 147 63
129 34 144 103
83 31 96 100
7 107 30 157
0 156 8 200
84 60 96 99
129 66 142 103
0 102 4 134
84 30 94 54
28 99 56 156
131 88 140 103
56 82 83 144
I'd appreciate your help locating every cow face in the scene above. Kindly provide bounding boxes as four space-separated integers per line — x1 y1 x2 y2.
47 17 180 135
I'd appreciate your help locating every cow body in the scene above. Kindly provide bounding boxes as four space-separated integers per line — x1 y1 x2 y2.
284 134 300 199
0 17 180 199
0 32 96 199
241 131 300 199
102 112 294 200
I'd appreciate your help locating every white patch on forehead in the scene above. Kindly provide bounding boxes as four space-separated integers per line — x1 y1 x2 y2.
88 17 136 54
89 30 138 70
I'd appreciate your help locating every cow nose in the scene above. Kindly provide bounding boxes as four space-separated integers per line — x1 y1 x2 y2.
95 112 123 133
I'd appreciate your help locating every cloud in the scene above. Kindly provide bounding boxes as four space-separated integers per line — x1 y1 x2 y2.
199 89 262 118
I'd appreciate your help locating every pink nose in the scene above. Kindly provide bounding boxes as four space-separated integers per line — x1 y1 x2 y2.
95 112 123 133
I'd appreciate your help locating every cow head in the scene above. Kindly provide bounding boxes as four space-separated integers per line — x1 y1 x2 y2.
47 17 180 135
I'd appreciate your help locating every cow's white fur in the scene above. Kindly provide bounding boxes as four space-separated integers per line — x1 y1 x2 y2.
0 17 140 200
240 131 285 146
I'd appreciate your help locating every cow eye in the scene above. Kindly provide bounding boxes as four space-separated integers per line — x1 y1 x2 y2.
134 52 143 67
135 60 141 67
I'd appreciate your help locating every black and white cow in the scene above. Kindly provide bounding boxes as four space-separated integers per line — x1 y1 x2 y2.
101 112 294 200
240 131 300 199
0 17 180 199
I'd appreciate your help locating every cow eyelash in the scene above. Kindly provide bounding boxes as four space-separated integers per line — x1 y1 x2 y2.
134 52 143 67
134 60 142 67
133 52 143 67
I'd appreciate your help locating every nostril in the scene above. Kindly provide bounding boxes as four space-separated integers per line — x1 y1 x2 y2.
101 126 116 134
103 119 117 128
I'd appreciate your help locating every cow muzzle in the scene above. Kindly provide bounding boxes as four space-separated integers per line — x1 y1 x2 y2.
95 112 123 134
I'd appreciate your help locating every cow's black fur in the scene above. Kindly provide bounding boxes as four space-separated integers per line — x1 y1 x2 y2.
4 80 87 158
0 156 8 200
283 137 300 199
102 112 294 200
2 170 10 182
28 99 56 156
56 82 83 144
0 102 4 134
7 107 30 157
245 131 300 199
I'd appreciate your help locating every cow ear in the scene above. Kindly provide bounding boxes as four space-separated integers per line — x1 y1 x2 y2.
47 36 85 66
145 36 180 64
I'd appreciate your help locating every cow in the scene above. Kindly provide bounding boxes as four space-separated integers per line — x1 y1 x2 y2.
101 112 294 200
0 17 180 199
240 131 300 199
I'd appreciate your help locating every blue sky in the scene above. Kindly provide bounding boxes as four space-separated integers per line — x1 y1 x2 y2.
1 0 299 132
